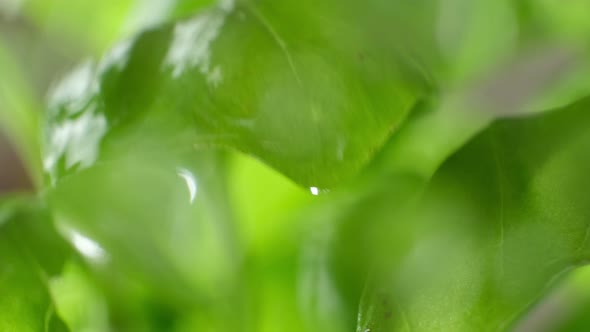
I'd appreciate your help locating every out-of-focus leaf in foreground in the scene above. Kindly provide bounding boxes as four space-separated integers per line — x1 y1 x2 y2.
358 97 590 331
0 198 70 331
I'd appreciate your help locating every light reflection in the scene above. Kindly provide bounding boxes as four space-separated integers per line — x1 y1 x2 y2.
98 39 133 73
43 106 108 184
124 0 176 33
45 60 109 183
207 65 223 88
163 0 233 85
219 0 235 12
177 168 198 203
164 12 224 78
48 60 98 115
310 187 320 196
68 230 108 263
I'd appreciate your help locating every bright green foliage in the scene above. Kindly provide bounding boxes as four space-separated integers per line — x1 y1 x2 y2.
1 0 590 331
358 97 590 331
0 198 70 332
43 0 427 188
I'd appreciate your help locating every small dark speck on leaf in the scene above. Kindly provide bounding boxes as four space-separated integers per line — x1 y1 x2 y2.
384 309 393 319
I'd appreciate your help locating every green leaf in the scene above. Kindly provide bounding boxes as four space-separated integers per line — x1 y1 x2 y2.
22 0 133 52
358 96 590 331
43 0 428 189
46 149 244 330
20 0 216 54
44 1 590 190
532 0 590 42
513 265 590 331
436 0 518 83
49 261 110 332
39 1 590 331
0 197 70 332
228 151 312 253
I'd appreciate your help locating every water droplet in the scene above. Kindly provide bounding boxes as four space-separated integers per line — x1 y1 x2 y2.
177 167 198 203
310 187 331 196
310 187 320 196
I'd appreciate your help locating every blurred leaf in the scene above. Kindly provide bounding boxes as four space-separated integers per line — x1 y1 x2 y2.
49 261 110 332
359 96 590 331
22 0 135 52
41 0 590 189
228 152 311 253
46 150 241 330
436 0 518 83
20 0 215 54
0 40 42 186
37 1 590 331
531 0 590 42
41 2 430 328
43 0 428 189
0 197 70 331
512 265 590 332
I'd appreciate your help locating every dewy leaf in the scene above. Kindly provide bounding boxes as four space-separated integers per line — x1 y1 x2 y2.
44 0 428 189
358 96 590 331
0 198 70 332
